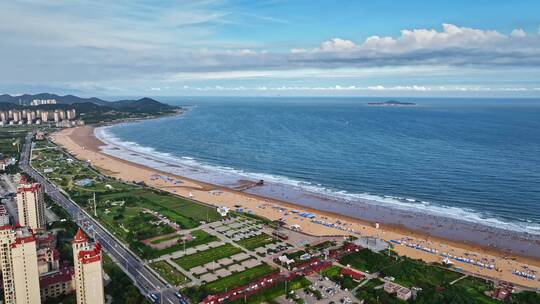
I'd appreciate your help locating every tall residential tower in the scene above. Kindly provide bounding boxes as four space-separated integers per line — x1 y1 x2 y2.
16 178 46 231
0 226 41 304
72 228 104 304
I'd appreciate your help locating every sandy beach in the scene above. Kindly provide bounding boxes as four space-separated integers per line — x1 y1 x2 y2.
50 125 540 289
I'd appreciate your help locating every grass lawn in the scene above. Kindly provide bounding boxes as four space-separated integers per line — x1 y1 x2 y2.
449 276 499 304
237 233 277 251
511 291 540 304
354 261 499 303
174 244 242 270
97 189 220 229
354 278 403 304
339 248 398 273
96 204 174 242
204 263 277 293
320 265 342 279
380 258 462 288
31 144 223 260
183 270 310 304
150 261 191 286
149 230 219 257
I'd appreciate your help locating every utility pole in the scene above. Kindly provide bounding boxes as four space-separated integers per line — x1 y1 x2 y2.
93 192 97 217
88 192 97 217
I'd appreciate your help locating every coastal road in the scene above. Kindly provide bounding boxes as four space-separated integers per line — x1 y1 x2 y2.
19 132 186 304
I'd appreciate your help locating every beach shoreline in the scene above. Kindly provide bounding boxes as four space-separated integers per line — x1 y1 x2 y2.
50 123 540 289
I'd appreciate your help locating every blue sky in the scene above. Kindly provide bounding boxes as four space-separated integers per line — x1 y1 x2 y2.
1 0 540 97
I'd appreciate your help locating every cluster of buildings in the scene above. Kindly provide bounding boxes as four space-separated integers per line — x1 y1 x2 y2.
0 108 82 127
0 177 105 304
30 99 57 106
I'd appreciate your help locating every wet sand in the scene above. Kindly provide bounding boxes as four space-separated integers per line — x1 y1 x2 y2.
51 125 540 289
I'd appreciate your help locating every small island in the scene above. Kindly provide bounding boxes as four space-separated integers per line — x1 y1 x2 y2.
367 100 417 106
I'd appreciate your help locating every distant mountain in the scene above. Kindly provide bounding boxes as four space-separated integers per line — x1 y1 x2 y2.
110 97 176 112
0 93 107 106
0 93 177 111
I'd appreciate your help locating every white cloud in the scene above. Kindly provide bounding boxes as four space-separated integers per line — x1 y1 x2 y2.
511 29 527 38
320 38 356 52
176 84 540 92
313 24 512 54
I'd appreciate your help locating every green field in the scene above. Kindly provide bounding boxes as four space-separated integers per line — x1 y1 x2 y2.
96 189 220 230
204 263 276 293
173 244 242 270
381 258 462 288
345 249 502 304
228 276 312 304
31 143 222 259
237 233 277 251
150 261 191 286
97 205 174 243
0 128 29 173
149 230 219 257
182 268 309 304
339 248 398 273
320 265 342 279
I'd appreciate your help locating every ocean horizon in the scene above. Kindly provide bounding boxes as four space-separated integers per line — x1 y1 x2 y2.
95 97 540 238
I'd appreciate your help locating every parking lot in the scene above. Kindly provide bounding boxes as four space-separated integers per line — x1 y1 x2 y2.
277 274 358 304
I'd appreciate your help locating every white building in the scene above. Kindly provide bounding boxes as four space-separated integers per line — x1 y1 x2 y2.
72 228 105 304
0 226 42 304
16 178 46 231
31 99 57 106
0 205 9 226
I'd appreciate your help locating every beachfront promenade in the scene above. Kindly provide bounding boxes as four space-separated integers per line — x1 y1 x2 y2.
19 132 184 304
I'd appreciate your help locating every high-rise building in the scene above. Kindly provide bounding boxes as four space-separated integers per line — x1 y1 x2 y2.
13 111 20 123
26 112 33 124
0 205 10 226
0 226 42 304
31 99 57 106
41 111 49 123
16 178 46 231
53 111 60 123
66 109 76 120
72 228 104 304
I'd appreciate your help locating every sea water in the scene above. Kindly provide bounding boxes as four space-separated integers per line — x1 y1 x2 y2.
96 97 540 236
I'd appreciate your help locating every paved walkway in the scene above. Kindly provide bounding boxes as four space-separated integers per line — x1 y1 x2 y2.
450 274 468 285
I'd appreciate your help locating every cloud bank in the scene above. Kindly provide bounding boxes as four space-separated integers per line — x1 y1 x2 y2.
0 1 539 96
290 24 540 67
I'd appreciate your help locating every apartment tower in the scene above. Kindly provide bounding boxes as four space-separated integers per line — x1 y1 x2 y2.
16 178 46 231
0 226 41 304
72 228 104 304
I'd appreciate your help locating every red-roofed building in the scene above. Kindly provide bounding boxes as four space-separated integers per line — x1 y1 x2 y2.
72 228 87 244
72 228 104 304
40 266 75 300
0 226 41 303
341 267 363 281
